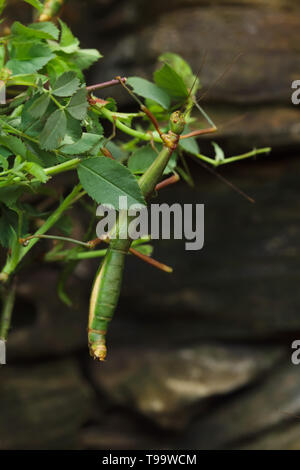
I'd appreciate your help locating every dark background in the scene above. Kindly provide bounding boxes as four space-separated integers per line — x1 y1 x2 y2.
1 0 300 450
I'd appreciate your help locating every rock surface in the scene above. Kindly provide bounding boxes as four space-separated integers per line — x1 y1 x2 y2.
0 359 94 449
88 344 284 429
8 268 91 360
0 0 300 450
83 0 300 152
183 362 300 449
238 422 300 450
103 156 300 347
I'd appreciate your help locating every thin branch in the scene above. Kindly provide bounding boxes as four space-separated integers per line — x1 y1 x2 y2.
0 281 16 340
155 173 180 191
129 247 173 273
86 78 127 92
20 234 90 248
1 185 84 279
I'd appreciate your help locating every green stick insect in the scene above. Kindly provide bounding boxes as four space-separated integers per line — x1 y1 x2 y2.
88 79 217 361
0 3 271 359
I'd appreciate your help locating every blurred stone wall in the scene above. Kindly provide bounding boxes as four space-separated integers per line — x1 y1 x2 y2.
81 0 300 152
1 0 300 450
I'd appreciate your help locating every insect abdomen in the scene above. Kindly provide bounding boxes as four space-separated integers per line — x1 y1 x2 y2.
88 239 131 360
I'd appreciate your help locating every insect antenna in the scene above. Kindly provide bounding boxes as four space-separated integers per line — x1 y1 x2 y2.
180 52 256 203
181 58 206 117
216 113 248 133
197 52 243 103
195 158 255 204
183 51 242 123
192 97 216 128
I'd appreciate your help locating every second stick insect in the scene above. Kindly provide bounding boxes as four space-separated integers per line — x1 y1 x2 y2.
88 78 217 361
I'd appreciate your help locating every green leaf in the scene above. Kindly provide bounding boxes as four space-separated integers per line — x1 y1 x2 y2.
179 125 199 156
0 148 9 170
86 110 104 135
23 0 43 12
61 133 102 155
212 142 225 163
0 156 8 170
0 135 27 158
11 21 59 40
0 211 16 248
24 162 48 182
25 147 43 166
0 207 28 248
0 186 23 209
127 77 170 109
58 20 80 54
7 73 46 87
105 141 128 162
128 145 156 174
27 92 50 118
71 49 102 70
179 137 199 156
39 109 67 150
144 98 167 120
64 113 82 143
46 56 73 82
165 151 177 174
158 53 200 92
52 71 80 97
12 155 25 174
26 142 57 167
28 21 59 40
67 88 88 120
154 63 189 99
78 157 146 208
105 97 117 112
0 146 12 159
20 97 51 137
7 41 54 74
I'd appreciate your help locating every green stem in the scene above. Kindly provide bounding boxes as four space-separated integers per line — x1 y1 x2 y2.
44 158 81 176
195 153 218 166
1 184 84 278
106 111 144 120
95 106 162 143
100 107 270 168
0 120 39 144
23 234 90 248
39 0 67 21
217 147 271 166
46 248 108 262
45 237 150 262
0 281 16 340
49 93 65 111
0 158 81 189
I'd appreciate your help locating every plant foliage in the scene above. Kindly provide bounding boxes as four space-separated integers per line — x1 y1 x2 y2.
0 1 270 343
